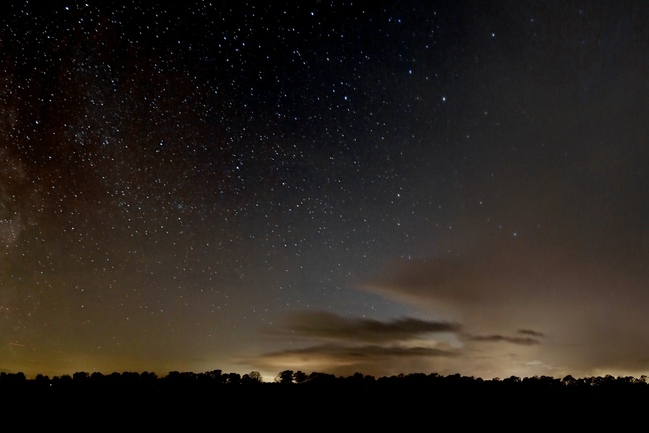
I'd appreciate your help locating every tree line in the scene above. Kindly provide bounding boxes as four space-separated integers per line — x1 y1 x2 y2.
2 369 648 425
2 369 649 390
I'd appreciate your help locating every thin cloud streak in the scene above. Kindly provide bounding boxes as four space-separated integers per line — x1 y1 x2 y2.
467 335 541 346
284 310 461 343
243 343 459 378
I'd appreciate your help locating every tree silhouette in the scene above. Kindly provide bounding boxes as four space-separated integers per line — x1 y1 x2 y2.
225 372 241 385
293 370 307 384
562 374 576 386
276 370 294 384
34 374 50 385
72 371 89 383
242 371 263 384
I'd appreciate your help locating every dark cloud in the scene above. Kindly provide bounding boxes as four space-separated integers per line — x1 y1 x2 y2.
264 343 457 360
252 310 554 377
247 311 464 377
518 329 545 338
467 335 541 346
243 343 458 378
284 310 461 343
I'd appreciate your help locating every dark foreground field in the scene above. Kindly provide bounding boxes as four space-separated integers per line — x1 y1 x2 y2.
2 372 647 429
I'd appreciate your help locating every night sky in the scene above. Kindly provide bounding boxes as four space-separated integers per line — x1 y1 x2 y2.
2 1 649 381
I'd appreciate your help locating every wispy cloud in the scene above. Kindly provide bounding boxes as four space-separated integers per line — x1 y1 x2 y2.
355 230 649 378
242 342 459 378
247 310 549 378
467 334 541 346
284 310 461 343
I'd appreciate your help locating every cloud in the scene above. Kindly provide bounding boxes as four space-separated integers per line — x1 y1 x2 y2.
242 343 459 378
357 232 649 378
244 311 464 377
518 329 545 338
467 334 541 346
283 310 461 343
262 343 457 361
248 310 550 378
246 224 649 379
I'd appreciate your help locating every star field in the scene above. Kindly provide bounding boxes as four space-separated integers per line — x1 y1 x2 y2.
2 1 649 380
